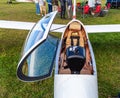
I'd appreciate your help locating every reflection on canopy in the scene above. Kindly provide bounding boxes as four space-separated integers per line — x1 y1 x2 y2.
22 35 58 77
23 14 52 55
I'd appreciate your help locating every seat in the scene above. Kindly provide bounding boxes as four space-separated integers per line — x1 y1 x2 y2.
91 5 101 16
77 2 81 8
94 5 101 15
77 2 81 11
94 5 101 13
106 3 111 9
83 5 90 14
66 30 86 74
66 22 84 48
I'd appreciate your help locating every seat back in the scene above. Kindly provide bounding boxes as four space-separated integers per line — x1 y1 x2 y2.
66 22 82 48
69 22 81 30
77 2 81 7
66 33 85 48
83 5 90 14
94 5 101 13
77 2 81 9
107 3 111 9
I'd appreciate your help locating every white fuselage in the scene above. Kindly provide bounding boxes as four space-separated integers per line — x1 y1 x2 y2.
54 19 98 98
54 75 98 98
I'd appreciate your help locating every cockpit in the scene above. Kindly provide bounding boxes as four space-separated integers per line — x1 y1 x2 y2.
59 21 93 75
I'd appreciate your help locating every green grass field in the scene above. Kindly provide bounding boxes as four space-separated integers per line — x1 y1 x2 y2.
0 0 120 98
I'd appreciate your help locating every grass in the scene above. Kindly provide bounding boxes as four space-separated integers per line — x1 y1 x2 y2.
0 0 120 98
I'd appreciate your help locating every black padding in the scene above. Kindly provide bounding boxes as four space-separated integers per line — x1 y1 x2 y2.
66 46 86 74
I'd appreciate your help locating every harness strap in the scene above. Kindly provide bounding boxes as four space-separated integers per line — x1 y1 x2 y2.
70 36 80 46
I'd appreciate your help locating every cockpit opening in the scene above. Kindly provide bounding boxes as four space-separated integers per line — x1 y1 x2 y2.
58 21 93 75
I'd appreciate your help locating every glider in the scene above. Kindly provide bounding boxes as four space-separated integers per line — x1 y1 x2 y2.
0 1 120 97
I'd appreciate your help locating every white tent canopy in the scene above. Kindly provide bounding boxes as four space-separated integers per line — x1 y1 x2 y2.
16 0 33 2
88 0 96 7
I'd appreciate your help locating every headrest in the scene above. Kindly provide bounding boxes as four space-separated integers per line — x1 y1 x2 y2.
69 22 81 30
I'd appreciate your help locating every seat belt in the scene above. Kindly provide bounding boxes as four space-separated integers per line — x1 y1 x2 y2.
70 36 80 46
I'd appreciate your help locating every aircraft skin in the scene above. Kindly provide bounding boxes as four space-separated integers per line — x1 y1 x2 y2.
0 20 120 33
54 19 98 98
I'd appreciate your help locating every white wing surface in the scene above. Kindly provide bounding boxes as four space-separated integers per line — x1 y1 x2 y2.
0 20 35 30
0 20 120 33
85 24 120 33
50 24 120 33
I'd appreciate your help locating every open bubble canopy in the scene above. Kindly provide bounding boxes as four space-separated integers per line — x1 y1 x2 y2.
17 11 59 82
